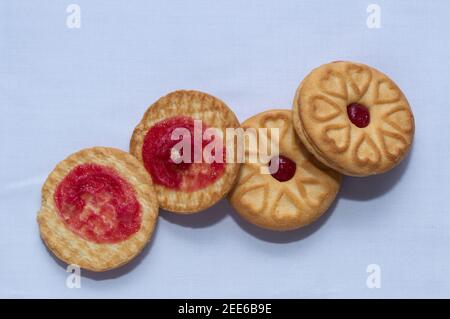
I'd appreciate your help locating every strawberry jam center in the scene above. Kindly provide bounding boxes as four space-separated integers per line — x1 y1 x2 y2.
54 163 141 244
142 116 225 191
268 155 296 182
347 103 370 128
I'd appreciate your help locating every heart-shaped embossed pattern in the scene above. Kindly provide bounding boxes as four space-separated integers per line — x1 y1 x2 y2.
296 176 328 208
379 129 408 161
374 79 401 104
354 134 381 166
238 184 268 215
323 123 351 152
346 64 372 99
294 61 414 176
260 114 290 140
310 95 342 121
231 109 341 230
382 106 413 133
271 190 301 224
319 70 348 100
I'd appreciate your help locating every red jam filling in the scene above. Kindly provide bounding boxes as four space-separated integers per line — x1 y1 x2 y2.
142 116 225 192
54 164 141 244
347 103 370 128
268 155 296 182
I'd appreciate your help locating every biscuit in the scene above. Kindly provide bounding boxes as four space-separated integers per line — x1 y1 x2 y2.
130 90 241 213
38 147 158 272
228 110 341 231
293 61 415 176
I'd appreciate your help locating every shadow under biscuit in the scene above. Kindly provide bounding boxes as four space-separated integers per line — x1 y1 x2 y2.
42 220 159 281
229 197 339 244
160 199 229 228
339 144 414 201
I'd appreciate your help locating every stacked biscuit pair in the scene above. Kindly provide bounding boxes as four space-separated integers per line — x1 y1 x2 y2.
38 61 414 271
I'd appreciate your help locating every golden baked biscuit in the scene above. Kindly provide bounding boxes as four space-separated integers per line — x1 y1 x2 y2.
130 90 240 213
293 61 415 176
38 147 158 272
228 110 341 231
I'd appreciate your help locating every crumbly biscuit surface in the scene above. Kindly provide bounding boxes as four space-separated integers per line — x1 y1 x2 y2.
130 90 241 213
38 147 158 272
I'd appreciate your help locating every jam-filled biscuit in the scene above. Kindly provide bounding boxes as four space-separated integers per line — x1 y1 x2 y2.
130 90 240 213
293 61 415 176
228 110 341 231
38 147 158 272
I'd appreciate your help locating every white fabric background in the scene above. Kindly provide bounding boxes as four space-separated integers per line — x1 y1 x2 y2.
1 0 449 298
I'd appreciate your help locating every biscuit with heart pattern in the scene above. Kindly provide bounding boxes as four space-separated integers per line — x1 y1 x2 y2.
228 109 341 231
293 61 414 176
